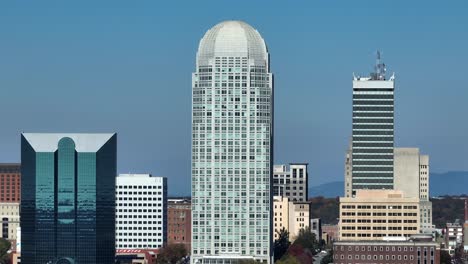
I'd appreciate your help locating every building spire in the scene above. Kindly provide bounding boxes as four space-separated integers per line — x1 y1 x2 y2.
371 50 386 80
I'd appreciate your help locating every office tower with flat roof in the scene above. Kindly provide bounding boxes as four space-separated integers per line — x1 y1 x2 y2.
21 133 117 264
394 148 433 233
339 190 420 241
0 164 21 202
273 163 308 201
116 174 167 250
352 52 395 193
191 20 273 263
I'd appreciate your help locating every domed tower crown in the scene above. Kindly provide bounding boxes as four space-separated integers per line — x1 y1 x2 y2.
196 20 268 67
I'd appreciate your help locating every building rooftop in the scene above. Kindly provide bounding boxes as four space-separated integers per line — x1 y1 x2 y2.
22 133 115 152
197 20 268 66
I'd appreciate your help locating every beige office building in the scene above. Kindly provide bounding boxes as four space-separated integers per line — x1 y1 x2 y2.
273 196 310 242
273 196 289 241
0 202 20 240
339 190 420 241
394 148 433 232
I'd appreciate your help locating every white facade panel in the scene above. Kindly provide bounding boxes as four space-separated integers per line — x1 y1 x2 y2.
116 174 167 249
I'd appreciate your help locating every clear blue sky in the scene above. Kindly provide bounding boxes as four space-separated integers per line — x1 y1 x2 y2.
1 1 467 195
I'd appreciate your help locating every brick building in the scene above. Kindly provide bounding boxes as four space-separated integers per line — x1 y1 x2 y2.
0 163 21 203
322 224 339 245
167 199 191 251
333 238 440 264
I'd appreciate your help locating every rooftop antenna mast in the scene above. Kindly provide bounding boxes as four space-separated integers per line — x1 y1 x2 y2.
373 50 386 80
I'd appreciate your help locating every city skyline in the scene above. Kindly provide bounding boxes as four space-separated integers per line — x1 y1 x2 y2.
1 1 468 196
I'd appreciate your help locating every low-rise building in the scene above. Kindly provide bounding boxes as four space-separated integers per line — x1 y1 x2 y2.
339 190 420 241
273 196 310 242
0 202 19 241
333 237 440 264
444 221 463 254
310 218 322 242
115 249 159 264
168 199 191 251
322 224 339 245
12 253 20 264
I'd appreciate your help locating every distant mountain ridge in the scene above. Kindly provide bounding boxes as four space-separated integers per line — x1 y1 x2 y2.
309 171 468 198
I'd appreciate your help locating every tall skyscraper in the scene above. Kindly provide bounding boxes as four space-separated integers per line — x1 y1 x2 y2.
191 21 273 263
351 52 395 194
21 133 117 264
116 174 168 249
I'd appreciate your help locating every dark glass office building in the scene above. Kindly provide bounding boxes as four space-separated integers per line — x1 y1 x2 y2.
21 133 117 264
351 55 395 193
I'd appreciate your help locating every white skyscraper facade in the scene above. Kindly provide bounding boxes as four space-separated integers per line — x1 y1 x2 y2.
116 174 167 249
191 21 273 263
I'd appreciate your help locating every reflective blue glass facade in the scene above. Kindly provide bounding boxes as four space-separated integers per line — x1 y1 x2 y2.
21 133 117 264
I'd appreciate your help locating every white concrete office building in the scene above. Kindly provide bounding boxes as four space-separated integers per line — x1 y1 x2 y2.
116 174 167 249
394 148 433 233
191 21 273 263
0 202 19 241
351 53 395 194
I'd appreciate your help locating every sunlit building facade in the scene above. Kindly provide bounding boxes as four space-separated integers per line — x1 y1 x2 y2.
21 133 117 264
191 21 273 263
116 174 167 250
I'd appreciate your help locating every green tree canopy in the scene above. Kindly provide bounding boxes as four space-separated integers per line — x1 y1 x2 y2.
0 238 11 264
276 255 301 264
440 250 451 264
292 228 320 254
155 244 187 264
274 227 291 261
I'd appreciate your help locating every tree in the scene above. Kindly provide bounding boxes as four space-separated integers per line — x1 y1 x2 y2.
453 245 464 264
274 227 291 261
320 249 333 264
292 228 319 254
440 250 451 264
0 238 11 264
276 255 301 264
156 244 187 264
